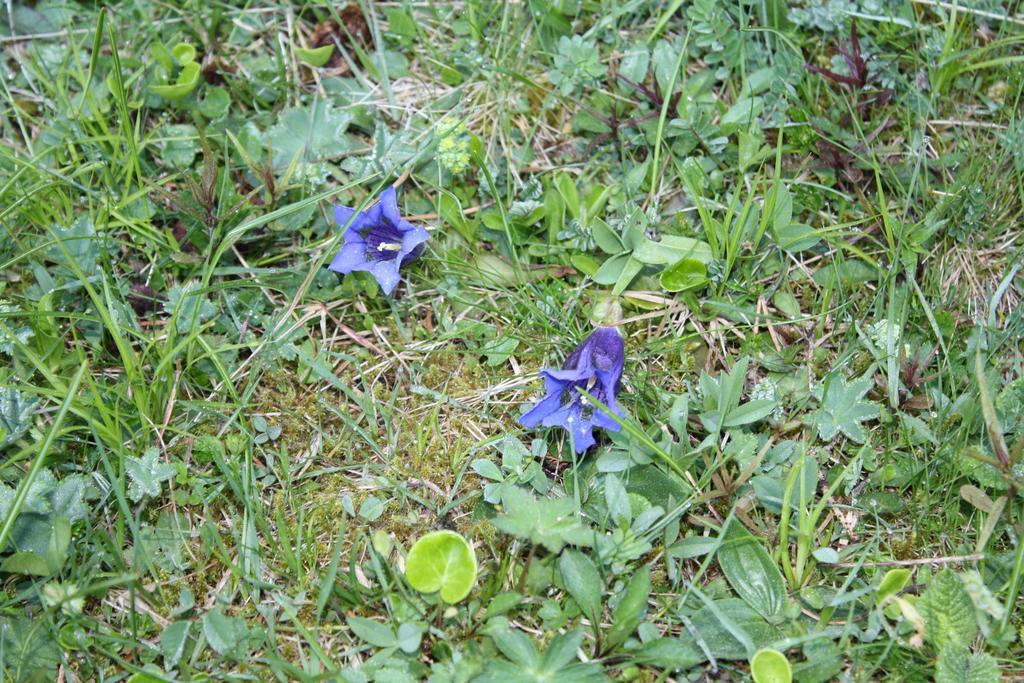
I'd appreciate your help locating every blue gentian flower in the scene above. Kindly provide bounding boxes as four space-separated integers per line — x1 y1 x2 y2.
519 327 625 453
328 187 430 295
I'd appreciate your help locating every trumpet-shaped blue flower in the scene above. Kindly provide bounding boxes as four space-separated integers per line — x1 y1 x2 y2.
519 327 625 453
328 187 430 295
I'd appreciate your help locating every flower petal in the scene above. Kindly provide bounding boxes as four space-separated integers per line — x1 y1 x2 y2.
543 367 591 383
328 241 369 274
591 402 623 431
370 259 402 295
401 226 431 252
334 205 366 231
569 417 596 453
519 390 564 428
378 186 401 225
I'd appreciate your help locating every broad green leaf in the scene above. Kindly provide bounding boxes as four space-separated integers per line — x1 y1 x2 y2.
1 551 50 576
751 648 792 683
0 616 61 681
792 639 843 683
396 622 423 654
171 43 197 64
632 234 712 265
591 218 624 254
50 475 90 523
629 637 704 670
405 530 477 603
593 252 630 285
722 399 777 428
687 598 780 660
347 616 397 648
717 522 787 622
558 549 602 623
612 255 644 295
774 222 820 252
358 496 385 521
471 459 504 481
201 607 243 656
721 97 765 128
604 473 631 525
773 291 800 319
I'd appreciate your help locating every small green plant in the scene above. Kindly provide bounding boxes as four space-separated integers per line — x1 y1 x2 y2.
149 41 201 101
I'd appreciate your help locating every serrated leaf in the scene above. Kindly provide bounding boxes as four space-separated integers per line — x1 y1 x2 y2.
810 374 880 443
920 570 978 652
266 101 353 170
50 475 91 523
0 304 34 357
0 616 61 680
493 487 593 553
126 448 177 502
935 645 1001 683
159 124 199 167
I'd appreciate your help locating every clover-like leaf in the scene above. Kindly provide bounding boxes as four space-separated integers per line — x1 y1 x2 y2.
810 374 880 443
126 448 177 503
405 530 477 603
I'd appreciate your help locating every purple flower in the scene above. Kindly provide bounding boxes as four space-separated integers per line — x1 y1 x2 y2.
519 327 626 453
328 187 430 295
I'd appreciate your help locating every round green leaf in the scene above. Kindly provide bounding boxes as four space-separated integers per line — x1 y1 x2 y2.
751 648 792 683
198 87 231 119
405 530 477 603
296 44 334 67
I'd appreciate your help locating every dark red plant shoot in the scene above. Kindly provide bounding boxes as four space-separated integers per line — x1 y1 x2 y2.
807 21 893 115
